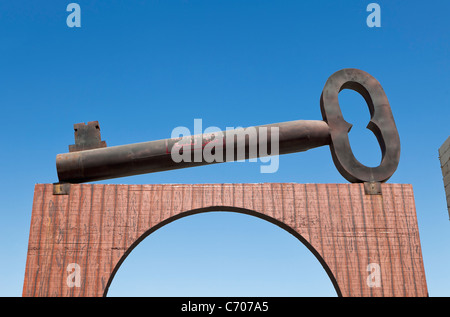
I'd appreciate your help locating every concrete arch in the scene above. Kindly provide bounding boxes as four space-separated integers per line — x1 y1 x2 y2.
103 206 341 297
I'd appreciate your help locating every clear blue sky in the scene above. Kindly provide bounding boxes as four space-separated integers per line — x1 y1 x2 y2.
0 0 449 297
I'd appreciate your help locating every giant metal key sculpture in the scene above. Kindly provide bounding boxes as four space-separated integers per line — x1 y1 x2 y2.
56 69 400 184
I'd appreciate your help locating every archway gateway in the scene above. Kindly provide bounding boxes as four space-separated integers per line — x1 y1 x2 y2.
105 211 338 297
23 182 427 297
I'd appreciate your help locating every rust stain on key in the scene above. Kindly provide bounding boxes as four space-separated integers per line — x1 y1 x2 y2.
55 68 400 184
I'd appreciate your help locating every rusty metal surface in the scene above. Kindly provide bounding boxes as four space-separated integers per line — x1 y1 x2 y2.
52 182 71 195
68 121 107 152
364 181 382 195
55 69 400 184
57 120 330 183
321 69 401 183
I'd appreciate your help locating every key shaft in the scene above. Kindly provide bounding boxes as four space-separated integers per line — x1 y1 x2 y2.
56 120 330 183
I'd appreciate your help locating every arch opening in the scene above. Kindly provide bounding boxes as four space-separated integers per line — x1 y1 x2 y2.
104 206 341 297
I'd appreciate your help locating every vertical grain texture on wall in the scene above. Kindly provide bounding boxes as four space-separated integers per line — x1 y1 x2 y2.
439 137 450 219
23 183 428 297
